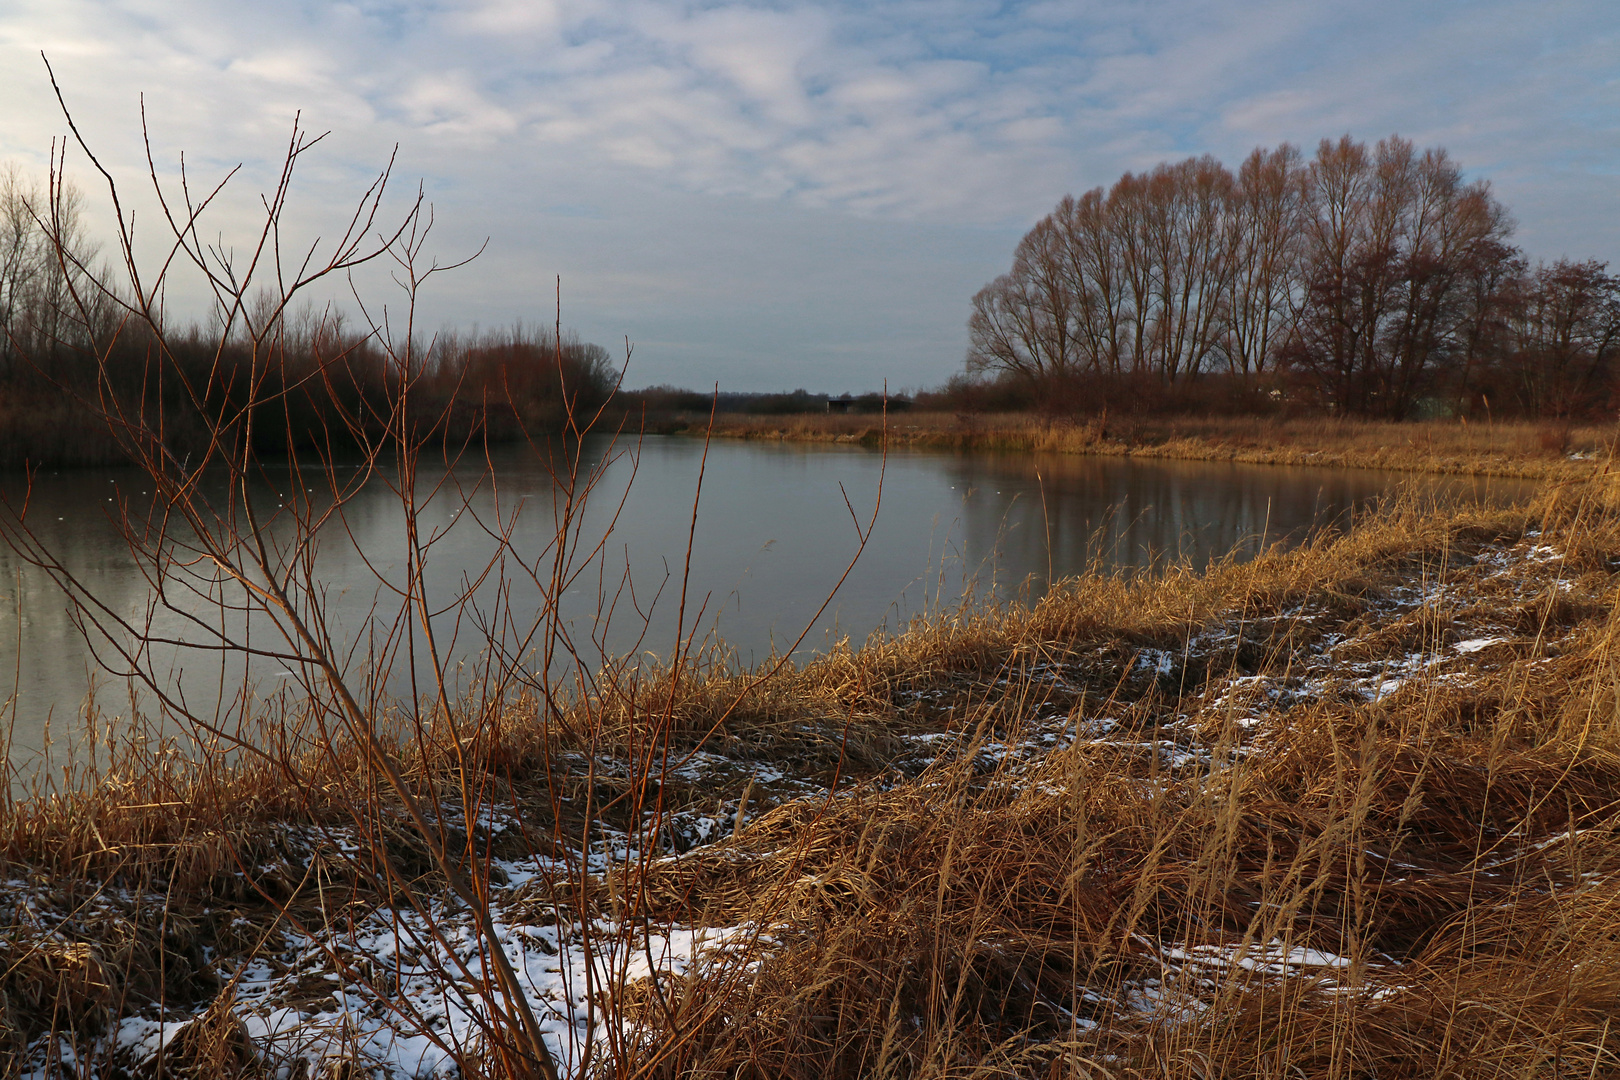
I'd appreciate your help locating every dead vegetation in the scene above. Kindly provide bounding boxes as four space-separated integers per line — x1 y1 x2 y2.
8 478 1620 1077
679 411 1614 481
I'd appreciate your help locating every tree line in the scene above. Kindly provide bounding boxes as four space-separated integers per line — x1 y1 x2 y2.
966 136 1620 418
0 162 617 467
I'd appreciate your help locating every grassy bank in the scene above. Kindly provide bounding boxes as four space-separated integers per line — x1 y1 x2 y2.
10 476 1620 1076
662 411 1616 480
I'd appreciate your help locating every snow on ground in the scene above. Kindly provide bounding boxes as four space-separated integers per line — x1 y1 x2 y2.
108 913 758 1079
12 532 1600 1078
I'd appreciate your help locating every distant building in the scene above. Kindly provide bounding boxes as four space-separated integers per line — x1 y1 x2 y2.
827 395 855 413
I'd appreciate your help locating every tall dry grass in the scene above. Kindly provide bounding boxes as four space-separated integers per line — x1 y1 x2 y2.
613 480 1620 1078
680 410 1614 481
9 475 1620 1076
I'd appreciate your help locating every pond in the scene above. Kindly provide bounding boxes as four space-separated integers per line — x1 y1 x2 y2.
0 435 1534 775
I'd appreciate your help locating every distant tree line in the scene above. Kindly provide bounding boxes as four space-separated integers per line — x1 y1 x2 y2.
964 136 1620 419
0 163 617 466
627 387 902 415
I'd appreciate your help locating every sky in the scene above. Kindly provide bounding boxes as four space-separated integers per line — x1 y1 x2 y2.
0 1 1616 393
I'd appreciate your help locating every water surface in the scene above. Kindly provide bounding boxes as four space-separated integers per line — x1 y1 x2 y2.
0 436 1533 772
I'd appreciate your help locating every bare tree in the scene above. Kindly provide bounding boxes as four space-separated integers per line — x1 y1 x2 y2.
973 152 1281 388
967 215 1083 382
1285 136 1514 416
0 161 101 381
1217 144 1307 377
1502 259 1620 416
1051 188 1126 376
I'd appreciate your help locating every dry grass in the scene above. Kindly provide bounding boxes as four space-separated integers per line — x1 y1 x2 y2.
620 481 1620 1078
11 478 1620 1076
674 411 1616 481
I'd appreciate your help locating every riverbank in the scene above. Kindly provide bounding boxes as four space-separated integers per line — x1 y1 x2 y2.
664 411 1615 480
9 476 1620 1077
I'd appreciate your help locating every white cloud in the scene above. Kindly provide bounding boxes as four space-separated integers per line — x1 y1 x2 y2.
0 0 1615 389
659 5 831 126
458 0 566 36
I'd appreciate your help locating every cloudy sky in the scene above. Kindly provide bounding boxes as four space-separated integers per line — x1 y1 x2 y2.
1 1 1616 391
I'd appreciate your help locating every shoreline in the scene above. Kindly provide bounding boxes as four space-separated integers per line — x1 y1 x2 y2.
10 475 1620 1075
654 410 1613 481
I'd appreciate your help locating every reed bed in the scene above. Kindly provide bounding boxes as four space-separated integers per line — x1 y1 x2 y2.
678 412 1614 481
7 476 1620 1077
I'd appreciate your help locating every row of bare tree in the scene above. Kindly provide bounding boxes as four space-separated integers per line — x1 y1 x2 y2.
968 136 1620 417
0 163 617 465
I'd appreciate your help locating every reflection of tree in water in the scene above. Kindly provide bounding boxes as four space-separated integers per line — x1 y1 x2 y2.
0 445 1532 773
943 455 1513 597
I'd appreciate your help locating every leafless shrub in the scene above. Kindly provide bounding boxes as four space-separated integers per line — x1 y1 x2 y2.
0 63 892 1080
